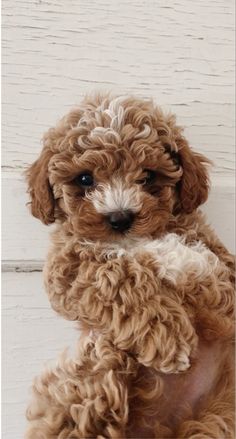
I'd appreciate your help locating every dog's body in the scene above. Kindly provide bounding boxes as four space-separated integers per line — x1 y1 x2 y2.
26 94 234 438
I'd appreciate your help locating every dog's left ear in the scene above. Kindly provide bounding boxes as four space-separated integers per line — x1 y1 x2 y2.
26 145 55 225
176 136 211 213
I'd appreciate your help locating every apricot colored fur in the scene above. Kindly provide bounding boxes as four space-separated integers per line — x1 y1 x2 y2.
25 94 235 438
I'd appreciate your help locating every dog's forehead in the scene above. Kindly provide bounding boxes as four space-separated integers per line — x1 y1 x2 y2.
49 96 180 184
80 95 152 128
76 95 159 148
71 96 164 171
73 141 161 177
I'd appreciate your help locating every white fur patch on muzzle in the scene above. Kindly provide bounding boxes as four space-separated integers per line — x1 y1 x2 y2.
86 179 142 215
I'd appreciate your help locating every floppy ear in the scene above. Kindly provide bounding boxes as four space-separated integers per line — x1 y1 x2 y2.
176 136 211 213
26 145 55 225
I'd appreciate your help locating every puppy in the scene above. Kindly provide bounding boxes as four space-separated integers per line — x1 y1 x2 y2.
26 94 235 438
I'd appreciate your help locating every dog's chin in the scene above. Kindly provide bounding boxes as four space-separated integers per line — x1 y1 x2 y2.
74 227 135 244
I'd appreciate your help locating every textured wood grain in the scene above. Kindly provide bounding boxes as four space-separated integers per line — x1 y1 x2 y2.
2 272 78 439
2 175 49 261
2 0 235 176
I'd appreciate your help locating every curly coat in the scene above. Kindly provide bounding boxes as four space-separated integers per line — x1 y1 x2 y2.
25 94 235 438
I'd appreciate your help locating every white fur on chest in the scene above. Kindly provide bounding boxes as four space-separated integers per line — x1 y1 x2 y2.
88 233 220 285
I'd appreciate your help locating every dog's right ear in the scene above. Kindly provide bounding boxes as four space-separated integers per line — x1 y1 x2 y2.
26 144 55 225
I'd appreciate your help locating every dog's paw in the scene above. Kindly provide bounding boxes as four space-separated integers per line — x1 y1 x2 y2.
158 346 191 374
136 332 195 374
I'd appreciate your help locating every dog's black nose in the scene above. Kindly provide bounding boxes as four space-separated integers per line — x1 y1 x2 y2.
108 210 134 232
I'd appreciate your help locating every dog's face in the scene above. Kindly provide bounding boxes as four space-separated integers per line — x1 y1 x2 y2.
27 95 210 241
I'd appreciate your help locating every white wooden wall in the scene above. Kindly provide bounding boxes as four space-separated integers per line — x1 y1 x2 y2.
2 1 235 437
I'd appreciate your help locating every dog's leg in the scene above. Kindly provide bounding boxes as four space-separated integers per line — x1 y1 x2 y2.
111 293 198 375
26 334 136 439
183 256 235 343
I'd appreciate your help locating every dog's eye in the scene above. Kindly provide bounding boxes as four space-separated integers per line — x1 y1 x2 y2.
73 173 94 187
138 169 157 185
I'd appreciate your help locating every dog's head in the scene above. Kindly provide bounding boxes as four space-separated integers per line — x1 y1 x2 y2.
26 94 210 241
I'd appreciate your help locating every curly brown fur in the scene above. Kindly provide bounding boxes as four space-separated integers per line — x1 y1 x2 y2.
25 93 235 438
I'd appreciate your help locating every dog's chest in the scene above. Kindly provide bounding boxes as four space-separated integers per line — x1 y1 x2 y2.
91 233 219 286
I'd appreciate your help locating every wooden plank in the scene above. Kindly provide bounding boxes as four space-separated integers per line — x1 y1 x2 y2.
2 271 79 439
2 0 235 177
2 174 235 264
201 182 235 253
